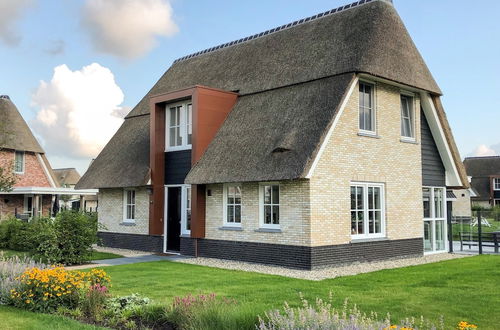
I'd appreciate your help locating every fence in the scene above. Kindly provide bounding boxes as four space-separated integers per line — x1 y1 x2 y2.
452 208 500 254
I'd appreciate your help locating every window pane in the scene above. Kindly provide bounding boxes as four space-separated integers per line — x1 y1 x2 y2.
176 126 182 146
169 107 176 125
368 210 374 234
272 185 279 204
435 220 445 251
374 211 381 233
350 186 356 210
422 188 431 218
356 187 363 209
228 186 235 204
434 188 444 218
272 205 279 224
187 104 192 145
227 205 234 223
357 211 364 234
264 205 272 224
235 186 241 204
351 211 357 234
235 205 241 223
373 187 380 209
368 187 374 209
424 221 433 252
365 108 372 131
264 186 271 204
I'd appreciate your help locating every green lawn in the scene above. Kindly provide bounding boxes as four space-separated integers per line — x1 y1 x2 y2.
0 306 104 330
102 255 499 329
1 255 499 329
0 249 122 261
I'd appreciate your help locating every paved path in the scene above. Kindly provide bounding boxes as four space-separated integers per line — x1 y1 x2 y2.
67 254 189 270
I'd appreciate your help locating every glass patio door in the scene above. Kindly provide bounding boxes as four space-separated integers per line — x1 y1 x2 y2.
422 187 447 253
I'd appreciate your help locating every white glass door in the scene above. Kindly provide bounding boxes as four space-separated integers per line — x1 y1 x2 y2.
422 187 447 253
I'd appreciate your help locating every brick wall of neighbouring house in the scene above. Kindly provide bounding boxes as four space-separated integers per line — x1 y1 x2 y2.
310 80 424 246
452 189 472 217
0 149 51 188
98 188 149 235
0 194 53 220
204 180 311 246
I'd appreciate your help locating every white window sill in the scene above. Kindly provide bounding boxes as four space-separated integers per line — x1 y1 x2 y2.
357 131 380 139
120 221 136 226
180 233 191 238
219 226 243 231
14 172 24 175
350 236 387 243
165 145 192 152
400 137 418 144
255 228 282 233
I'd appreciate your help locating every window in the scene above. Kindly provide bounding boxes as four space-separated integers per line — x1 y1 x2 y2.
350 182 385 239
185 186 191 233
359 82 375 133
166 101 192 150
223 184 242 226
400 94 414 139
124 189 136 222
260 184 280 228
422 187 446 253
493 178 500 191
14 151 24 173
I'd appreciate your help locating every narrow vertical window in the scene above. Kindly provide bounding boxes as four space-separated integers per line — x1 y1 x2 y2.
186 186 191 231
124 189 136 222
422 187 446 253
168 106 182 147
166 101 193 150
261 184 279 228
493 178 500 191
224 185 242 226
359 82 375 133
186 103 193 145
14 150 25 173
400 94 414 139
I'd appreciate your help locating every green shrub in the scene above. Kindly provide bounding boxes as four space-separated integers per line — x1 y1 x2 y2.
0 218 31 251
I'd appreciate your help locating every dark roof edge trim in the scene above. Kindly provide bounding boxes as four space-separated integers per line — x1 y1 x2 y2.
173 0 392 64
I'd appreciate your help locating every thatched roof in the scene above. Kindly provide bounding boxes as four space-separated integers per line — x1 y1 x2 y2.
463 156 500 200
76 115 150 189
54 168 81 186
78 0 445 188
186 74 354 183
0 96 44 153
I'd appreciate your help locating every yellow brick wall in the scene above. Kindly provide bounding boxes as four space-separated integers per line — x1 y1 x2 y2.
204 181 311 246
98 188 149 234
309 80 424 246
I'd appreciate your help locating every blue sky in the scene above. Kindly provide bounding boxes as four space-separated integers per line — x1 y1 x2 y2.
0 0 499 175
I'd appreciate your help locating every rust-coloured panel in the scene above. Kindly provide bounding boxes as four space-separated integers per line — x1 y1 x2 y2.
149 86 237 238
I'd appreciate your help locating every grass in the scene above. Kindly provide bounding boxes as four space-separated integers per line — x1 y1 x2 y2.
0 306 104 330
0 249 122 261
452 219 500 240
101 255 500 329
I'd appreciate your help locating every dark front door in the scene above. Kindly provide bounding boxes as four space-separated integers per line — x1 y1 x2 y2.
167 187 181 251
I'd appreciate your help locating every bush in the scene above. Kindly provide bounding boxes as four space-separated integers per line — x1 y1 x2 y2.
81 283 110 319
258 293 443 330
1 211 99 265
0 255 47 304
0 218 31 251
9 266 110 313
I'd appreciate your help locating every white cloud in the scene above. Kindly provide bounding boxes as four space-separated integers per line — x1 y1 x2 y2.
471 144 499 157
0 0 34 46
81 0 178 59
31 63 126 159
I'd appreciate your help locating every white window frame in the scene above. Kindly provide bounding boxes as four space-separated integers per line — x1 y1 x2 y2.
400 92 416 141
222 183 242 227
14 150 25 174
259 183 280 229
181 185 191 235
123 189 136 223
165 100 193 152
493 178 500 191
24 194 33 217
350 182 386 240
358 81 377 135
422 186 447 254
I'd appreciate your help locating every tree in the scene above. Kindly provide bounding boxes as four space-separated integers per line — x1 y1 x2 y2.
0 120 16 192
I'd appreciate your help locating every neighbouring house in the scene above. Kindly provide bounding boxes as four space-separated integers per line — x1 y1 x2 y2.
461 156 500 209
0 95 97 220
76 0 468 269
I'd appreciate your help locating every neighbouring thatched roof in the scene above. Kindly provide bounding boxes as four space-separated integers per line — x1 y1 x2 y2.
76 115 150 189
78 0 446 188
463 156 500 200
0 96 44 153
54 168 81 187
186 74 354 183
